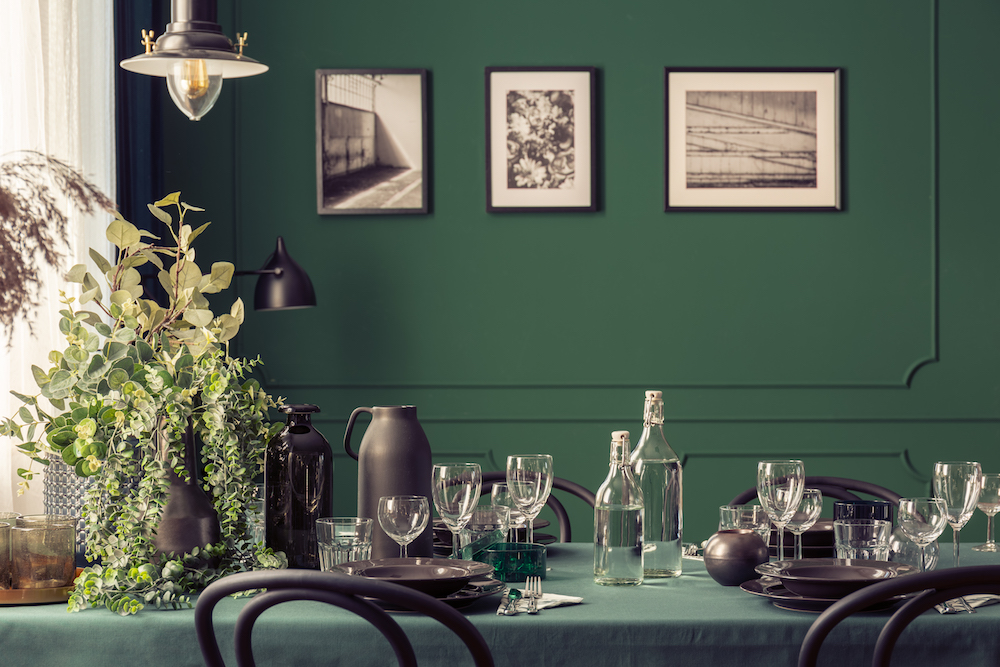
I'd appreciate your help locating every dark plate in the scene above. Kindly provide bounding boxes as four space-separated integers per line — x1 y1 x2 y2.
335 557 494 598
740 576 907 613
375 579 505 612
755 558 917 598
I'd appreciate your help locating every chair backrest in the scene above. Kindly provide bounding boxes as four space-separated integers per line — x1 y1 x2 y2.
728 476 901 507
480 471 596 542
798 565 1000 667
196 570 495 667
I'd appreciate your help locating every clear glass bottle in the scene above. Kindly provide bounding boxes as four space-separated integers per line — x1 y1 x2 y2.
594 430 644 586
630 390 683 578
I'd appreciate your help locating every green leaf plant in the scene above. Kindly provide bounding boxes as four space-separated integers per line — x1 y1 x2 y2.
0 193 287 614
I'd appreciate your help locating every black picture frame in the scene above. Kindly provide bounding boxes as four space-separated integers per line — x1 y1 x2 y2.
316 68 428 215
665 67 841 212
485 66 597 213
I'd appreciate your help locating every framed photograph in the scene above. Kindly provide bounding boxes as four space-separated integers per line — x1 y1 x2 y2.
316 68 428 215
486 67 597 212
665 67 841 211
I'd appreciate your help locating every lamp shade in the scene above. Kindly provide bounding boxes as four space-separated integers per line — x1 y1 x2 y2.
119 0 268 79
253 237 317 311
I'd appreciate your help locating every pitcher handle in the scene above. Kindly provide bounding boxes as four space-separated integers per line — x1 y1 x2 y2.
344 407 373 461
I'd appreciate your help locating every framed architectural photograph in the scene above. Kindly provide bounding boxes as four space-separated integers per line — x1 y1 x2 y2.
316 68 428 215
486 67 597 212
665 68 841 211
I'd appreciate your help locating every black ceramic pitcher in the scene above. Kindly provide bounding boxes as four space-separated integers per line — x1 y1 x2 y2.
344 405 433 559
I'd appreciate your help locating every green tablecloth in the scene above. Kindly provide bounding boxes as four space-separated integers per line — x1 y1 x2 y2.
2 543 999 667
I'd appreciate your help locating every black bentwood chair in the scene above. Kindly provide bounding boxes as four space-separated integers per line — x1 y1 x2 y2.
798 565 1000 667
195 570 495 667
481 471 596 543
728 476 901 507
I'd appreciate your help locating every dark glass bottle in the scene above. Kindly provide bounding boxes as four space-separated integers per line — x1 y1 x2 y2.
265 404 333 569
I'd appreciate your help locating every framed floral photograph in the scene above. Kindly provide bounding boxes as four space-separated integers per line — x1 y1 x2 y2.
486 67 597 212
316 68 428 215
665 67 841 211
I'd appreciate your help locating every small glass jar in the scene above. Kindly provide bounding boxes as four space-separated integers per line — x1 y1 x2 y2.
12 514 77 589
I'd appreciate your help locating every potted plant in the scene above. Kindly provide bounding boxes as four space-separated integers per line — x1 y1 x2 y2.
1 192 285 614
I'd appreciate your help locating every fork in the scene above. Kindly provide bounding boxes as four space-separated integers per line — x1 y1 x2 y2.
525 575 542 614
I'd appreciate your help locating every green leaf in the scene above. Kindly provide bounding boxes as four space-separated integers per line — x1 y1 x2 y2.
138 247 164 270
12 389 37 404
107 368 129 390
30 366 50 387
154 192 181 207
157 270 174 295
172 261 202 290
17 407 33 423
135 338 154 362
105 341 127 361
48 370 74 394
200 262 235 294
147 203 171 224
112 328 136 343
107 218 142 248
185 309 213 328
89 248 113 275
187 221 211 246
80 285 102 305
66 264 88 283
95 322 113 337
230 298 245 325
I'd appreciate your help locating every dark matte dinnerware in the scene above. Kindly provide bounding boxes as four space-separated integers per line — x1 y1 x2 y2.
703 529 770 586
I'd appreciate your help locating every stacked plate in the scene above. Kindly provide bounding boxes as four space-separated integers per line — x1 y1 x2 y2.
334 557 503 609
740 558 917 612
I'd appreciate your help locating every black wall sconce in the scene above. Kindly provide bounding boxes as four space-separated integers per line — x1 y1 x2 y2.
236 237 316 311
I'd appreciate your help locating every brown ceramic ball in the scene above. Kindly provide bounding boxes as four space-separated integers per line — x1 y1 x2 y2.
703 529 770 586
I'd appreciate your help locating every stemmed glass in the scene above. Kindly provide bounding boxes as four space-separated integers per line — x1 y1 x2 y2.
897 497 949 572
972 473 1000 553
376 495 429 558
756 460 806 561
491 483 525 541
785 488 823 561
506 454 554 545
431 463 482 558
933 461 983 567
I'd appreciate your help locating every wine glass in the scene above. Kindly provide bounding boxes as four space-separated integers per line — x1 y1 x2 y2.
376 495 429 558
785 488 823 560
756 460 806 561
506 454 554 545
491 483 525 541
972 473 1000 553
897 497 949 572
431 463 482 558
933 461 983 567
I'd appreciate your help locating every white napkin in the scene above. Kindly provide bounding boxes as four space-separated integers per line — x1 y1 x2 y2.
496 590 584 615
935 594 1000 614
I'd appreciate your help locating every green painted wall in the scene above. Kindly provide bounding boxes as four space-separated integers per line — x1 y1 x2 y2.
156 0 1000 546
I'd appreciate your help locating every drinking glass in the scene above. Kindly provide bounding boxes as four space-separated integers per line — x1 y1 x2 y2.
491 483 525 541
932 461 983 567
376 496 429 558
756 460 805 561
431 463 482 558
897 497 949 572
506 454 554 545
316 517 373 570
785 488 823 560
718 504 771 546
973 473 1000 553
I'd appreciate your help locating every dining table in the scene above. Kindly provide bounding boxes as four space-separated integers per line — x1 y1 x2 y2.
1 542 999 667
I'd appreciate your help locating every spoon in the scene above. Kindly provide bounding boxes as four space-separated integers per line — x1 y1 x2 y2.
504 587 521 615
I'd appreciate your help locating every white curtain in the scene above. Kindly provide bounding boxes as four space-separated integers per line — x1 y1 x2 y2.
0 0 115 513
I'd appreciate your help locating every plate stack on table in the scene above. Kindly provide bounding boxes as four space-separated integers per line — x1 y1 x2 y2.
334 557 504 610
741 558 917 612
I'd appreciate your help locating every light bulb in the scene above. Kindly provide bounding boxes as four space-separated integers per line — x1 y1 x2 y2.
166 59 223 121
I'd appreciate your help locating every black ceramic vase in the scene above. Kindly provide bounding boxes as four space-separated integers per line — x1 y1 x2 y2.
703 529 769 586
344 405 433 560
153 421 221 561
265 404 333 569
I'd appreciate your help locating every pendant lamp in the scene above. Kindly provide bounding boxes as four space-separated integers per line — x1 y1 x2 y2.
120 0 267 121
236 237 317 311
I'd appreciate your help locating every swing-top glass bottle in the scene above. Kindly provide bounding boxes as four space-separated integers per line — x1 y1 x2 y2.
630 390 683 578
594 430 644 586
